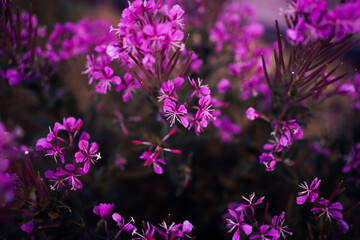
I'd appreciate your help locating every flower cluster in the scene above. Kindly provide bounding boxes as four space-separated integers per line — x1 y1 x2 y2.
210 1 271 102
36 117 100 192
225 193 292 240
0 121 30 205
158 77 215 134
246 108 303 171
284 0 360 44
46 18 113 64
297 178 349 232
93 202 194 240
0 3 113 85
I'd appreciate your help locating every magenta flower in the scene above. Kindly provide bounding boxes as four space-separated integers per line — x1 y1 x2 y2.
163 99 188 128
241 75 269 100
158 77 184 102
55 164 85 190
93 66 121 94
188 77 211 98
45 168 66 191
93 203 114 220
226 209 252 240
217 78 231 93
259 153 277 172
250 225 279 240
133 129 181 174
272 212 292 238
61 117 82 134
21 220 34 234
112 213 136 235
311 200 349 232
187 112 208 136
139 150 166 175
167 4 185 30
75 140 101 173
45 144 66 164
235 193 265 213
116 73 141 102
296 177 321 205
196 95 215 122
246 107 261 120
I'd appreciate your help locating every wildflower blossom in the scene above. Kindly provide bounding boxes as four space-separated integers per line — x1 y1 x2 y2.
246 107 261 121
75 140 101 173
272 212 292 238
296 177 321 205
226 209 253 240
21 220 34 234
250 225 279 240
44 168 66 191
188 77 211 98
217 78 231 93
311 199 349 232
259 153 277 172
163 99 189 127
54 164 85 190
116 73 141 102
235 193 265 213
93 203 114 220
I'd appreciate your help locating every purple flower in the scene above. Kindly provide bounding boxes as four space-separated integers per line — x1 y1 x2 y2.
112 213 136 233
75 140 101 173
158 77 184 102
236 193 265 213
93 66 121 94
226 209 252 240
196 95 215 122
296 177 321 205
133 129 181 174
116 73 141 102
342 143 360 173
61 117 82 134
259 153 277 172
55 164 85 190
187 112 208 136
93 203 114 220
6 69 24 85
163 99 189 128
139 150 166 175
45 168 66 191
21 220 34 234
272 212 292 238
250 225 279 240
311 199 348 232
217 78 231 93
188 77 211 98
241 76 269 100
246 107 261 120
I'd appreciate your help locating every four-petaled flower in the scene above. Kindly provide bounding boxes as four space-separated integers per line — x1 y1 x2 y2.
272 212 292 238
93 66 121 94
163 99 188 127
226 209 253 240
236 193 265 213
112 213 136 233
296 177 321 205
250 225 279 240
75 140 101 173
55 164 85 190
